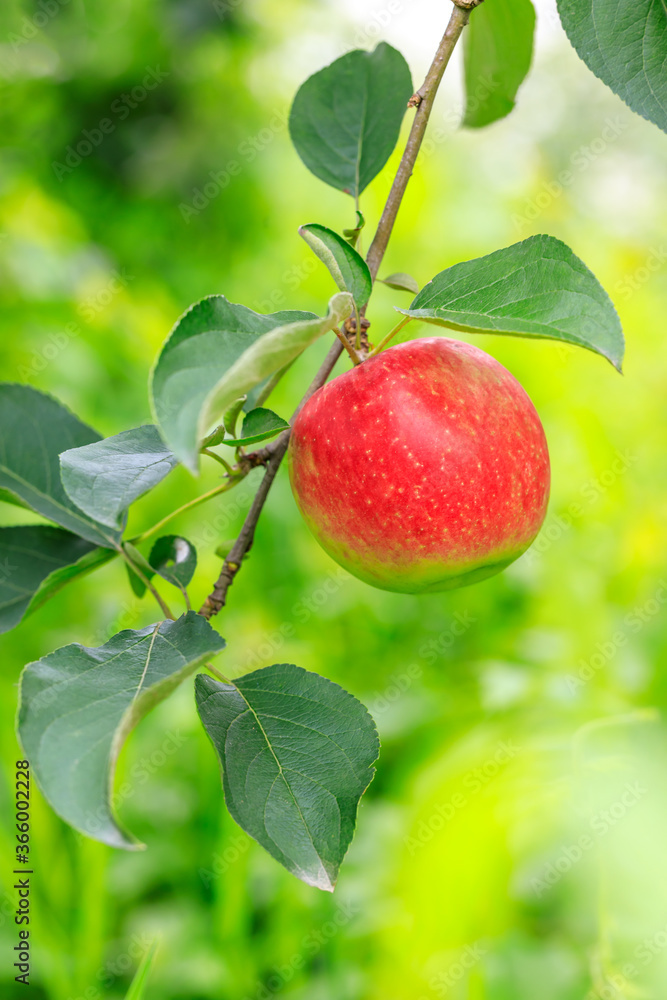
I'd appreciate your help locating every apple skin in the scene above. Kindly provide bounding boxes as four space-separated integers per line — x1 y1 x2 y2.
288 337 550 594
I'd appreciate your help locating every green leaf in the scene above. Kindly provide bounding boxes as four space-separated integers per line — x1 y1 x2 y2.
401 235 624 370
60 425 178 531
124 941 158 1000
379 272 420 294
289 43 413 199
0 526 100 634
151 293 353 473
463 0 536 128
18 612 226 848
224 407 289 447
195 664 379 891
0 488 32 510
0 384 120 548
148 535 196 588
557 0 667 134
29 544 117 618
299 224 372 309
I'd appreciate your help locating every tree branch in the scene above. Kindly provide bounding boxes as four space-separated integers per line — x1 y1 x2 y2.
365 2 473 281
198 1 474 619
199 340 343 617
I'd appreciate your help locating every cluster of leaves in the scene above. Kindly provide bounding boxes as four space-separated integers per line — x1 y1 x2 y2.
6 0 663 889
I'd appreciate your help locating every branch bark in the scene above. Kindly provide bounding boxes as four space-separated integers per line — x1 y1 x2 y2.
198 1 473 619
199 340 343 618
365 2 472 280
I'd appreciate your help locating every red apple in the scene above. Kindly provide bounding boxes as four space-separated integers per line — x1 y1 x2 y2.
288 337 550 593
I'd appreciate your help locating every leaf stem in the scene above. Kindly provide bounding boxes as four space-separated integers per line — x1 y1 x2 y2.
119 544 175 621
368 316 412 356
130 481 240 546
205 661 232 684
198 2 474 619
201 448 234 474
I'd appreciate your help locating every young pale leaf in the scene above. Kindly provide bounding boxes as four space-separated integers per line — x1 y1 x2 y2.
18 612 226 848
299 224 372 309
223 407 289 447
149 535 197 588
379 272 420 294
463 0 535 128
151 293 352 472
401 235 624 370
0 526 99 634
60 425 178 531
289 43 413 199
557 0 667 134
343 210 365 248
0 384 120 548
223 396 247 437
195 664 379 891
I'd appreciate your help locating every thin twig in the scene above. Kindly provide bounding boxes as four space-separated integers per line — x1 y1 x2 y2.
365 3 472 281
199 340 343 618
198 2 474 619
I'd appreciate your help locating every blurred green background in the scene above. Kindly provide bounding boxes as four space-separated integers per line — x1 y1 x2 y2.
1 0 667 997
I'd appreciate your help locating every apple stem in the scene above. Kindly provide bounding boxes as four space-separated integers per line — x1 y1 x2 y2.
198 1 478 621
